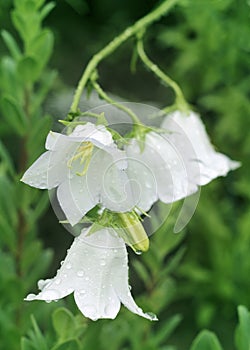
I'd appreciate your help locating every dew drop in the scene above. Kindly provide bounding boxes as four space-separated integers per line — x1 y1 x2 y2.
65 263 72 269
145 312 158 321
25 293 36 301
42 289 61 300
104 303 117 317
77 270 84 277
60 260 64 266
85 276 90 281
100 259 106 266
79 289 86 296
55 278 61 285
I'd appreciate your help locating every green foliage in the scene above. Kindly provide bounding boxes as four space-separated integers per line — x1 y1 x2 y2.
0 0 56 348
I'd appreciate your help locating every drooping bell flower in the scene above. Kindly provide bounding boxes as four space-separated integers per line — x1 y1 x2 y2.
25 227 157 321
21 122 135 226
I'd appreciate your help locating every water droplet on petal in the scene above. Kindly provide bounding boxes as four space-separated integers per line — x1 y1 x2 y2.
85 276 90 281
145 312 158 321
77 270 84 277
25 293 36 301
60 260 64 266
65 263 72 269
104 303 118 317
42 289 61 301
100 259 106 266
79 289 86 296
55 278 61 285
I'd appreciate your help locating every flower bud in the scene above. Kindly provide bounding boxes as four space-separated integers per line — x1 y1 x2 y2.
115 212 149 254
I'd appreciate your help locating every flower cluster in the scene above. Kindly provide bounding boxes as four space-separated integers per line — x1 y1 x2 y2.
21 109 239 321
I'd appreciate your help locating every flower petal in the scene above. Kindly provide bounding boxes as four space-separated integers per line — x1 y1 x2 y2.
57 174 98 226
87 149 135 212
162 111 240 185
21 151 67 189
25 227 155 321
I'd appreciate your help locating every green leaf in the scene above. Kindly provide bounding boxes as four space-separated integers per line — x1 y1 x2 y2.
52 308 77 342
21 337 34 350
17 56 40 83
29 315 49 350
0 57 23 101
40 2 55 21
190 330 223 350
155 314 182 345
1 30 21 60
235 305 250 350
0 95 27 135
27 29 54 70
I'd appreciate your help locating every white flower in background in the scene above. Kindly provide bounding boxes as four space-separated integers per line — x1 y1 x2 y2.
125 110 240 212
21 122 134 226
162 110 240 186
25 227 157 321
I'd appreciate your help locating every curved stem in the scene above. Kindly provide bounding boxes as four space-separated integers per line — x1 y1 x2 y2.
136 36 189 111
91 79 141 124
68 0 179 118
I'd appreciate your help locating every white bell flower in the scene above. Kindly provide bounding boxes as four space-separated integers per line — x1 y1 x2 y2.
125 111 240 212
25 227 157 321
21 122 134 226
162 110 240 186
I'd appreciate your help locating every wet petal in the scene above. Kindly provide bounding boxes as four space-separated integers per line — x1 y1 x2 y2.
87 149 135 212
57 174 98 226
25 227 156 321
21 151 67 189
162 111 240 185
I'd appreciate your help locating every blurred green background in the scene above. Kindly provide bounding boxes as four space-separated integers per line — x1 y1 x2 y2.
0 0 249 349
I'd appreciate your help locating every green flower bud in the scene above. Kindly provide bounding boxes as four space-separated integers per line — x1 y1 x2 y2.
115 212 149 254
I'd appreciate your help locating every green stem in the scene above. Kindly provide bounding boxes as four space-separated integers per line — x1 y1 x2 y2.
91 79 141 124
136 36 188 110
69 0 179 118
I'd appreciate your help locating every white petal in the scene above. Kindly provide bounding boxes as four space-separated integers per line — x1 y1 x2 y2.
45 131 71 151
162 111 240 185
57 174 98 226
126 139 158 211
125 131 197 209
71 123 113 146
25 227 155 321
87 149 135 212
21 151 67 189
